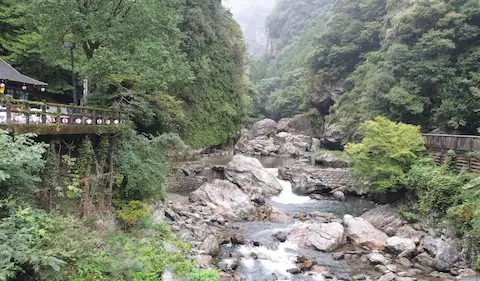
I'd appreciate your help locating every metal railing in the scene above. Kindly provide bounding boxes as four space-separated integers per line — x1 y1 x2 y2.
0 97 126 126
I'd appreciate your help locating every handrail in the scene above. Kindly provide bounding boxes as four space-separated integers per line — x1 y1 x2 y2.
422 133 480 139
422 133 480 152
0 97 126 126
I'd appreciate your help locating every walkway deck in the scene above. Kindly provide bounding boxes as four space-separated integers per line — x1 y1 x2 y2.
0 98 128 135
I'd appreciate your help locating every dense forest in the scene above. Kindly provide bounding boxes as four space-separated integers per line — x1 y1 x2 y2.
0 0 251 147
252 0 480 138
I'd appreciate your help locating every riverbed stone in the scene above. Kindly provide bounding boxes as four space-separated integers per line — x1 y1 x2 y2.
315 152 348 168
333 190 346 201
361 205 404 233
225 155 283 197
201 234 220 256
378 272 396 281
274 231 287 242
422 236 460 269
396 225 424 244
387 236 416 253
231 234 245 245
308 222 346 252
189 180 256 221
343 215 389 250
368 252 388 265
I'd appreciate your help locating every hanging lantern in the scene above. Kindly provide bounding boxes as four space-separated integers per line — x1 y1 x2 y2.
75 118 82 124
105 120 111 125
86 119 93 125
0 83 5 88
61 118 69 124
97 119 103 125
113 119 120 124
22 85 27 90
40 87 46 92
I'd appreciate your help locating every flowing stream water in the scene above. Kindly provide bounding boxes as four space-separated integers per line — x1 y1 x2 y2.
171 155 378 280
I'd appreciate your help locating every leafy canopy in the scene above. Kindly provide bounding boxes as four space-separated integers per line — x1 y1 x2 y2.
345 116 426 193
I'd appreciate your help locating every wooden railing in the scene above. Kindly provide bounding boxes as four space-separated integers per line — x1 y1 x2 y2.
422 134 480 153
0 97 126 126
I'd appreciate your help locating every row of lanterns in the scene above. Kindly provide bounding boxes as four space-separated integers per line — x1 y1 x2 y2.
62 118 120 125
0 82 46 92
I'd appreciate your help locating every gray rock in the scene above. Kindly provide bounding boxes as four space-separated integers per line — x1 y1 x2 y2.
396 225 424 244
311 138 321 152
250 119 278 138
397 257 412 269
274 231 287 242
195 255 213 267
201 234 220 256
315 152 348 168
308 222 346 252
422 236 460 267
189 180 256 221
333 190 346 201
387 236 416 253
415 252 434 268
378 272 396 281
217 258 239 272
361 205 405 233
395 277 416 281
343 215 389 250
309 85 343 116
321 123 347 150
225 155 283 197
368 252 388 265
231 234 245 245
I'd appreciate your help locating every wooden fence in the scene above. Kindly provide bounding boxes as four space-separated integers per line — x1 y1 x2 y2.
433 153 480 173
0 97 126 126
423 134 480 152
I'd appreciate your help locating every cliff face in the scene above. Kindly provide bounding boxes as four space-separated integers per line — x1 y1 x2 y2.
222 0 276 57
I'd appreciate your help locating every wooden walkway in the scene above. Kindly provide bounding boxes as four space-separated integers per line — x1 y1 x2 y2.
0 98 128 135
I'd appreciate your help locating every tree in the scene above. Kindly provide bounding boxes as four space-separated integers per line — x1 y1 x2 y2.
345 117 426 193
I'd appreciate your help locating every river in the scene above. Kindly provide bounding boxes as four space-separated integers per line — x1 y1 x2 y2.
169 155 380 280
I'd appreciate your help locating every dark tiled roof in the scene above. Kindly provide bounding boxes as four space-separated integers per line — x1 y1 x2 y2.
0 58 47 86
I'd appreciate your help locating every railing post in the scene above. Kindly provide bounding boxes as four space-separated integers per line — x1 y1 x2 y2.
6 99 11 124
25 101 30 124
68 104 74 125
41 104 47 124
56 106 61 124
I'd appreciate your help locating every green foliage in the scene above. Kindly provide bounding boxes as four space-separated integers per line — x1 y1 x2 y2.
0 131 47 200
3 0 249 147
463 175 480 196
116 201 151 227
398 211 420 223
115 130 170 201
68 223 195 281
316 0 480 136
345 117 426 193
189 269 219 281
251 0 333 119
0 202 97 281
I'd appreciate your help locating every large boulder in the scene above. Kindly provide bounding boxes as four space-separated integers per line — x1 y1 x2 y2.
343 215 389 250
277 114 320 136
315 152 348 168
308 222 346 252
249 138 278 156
321 123 347 150
396 225 424 244
422 236 460 269
279 162 356 195
189 180 256 221
361 205 405 233
250 119 278 138
386 236 416 253
201 234 220 256
225 155 283 197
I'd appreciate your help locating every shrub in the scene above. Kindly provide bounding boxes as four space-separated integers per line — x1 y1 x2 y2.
0 131 47 200
407 158 467 213
116 200 152 227
345 117 426 193
189 269 219 281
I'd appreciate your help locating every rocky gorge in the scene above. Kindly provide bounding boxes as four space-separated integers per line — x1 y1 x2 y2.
160 153 478 281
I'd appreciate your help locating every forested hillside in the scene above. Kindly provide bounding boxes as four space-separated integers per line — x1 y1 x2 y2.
252 0 333 120
253 0 480 137
0 0 249 147
312 0 480 139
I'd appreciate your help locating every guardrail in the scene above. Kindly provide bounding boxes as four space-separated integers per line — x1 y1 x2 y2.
0 97 126 126
422 134 480 153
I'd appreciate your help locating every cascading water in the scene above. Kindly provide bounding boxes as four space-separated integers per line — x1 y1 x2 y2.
219 165 377 281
